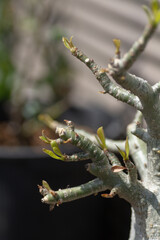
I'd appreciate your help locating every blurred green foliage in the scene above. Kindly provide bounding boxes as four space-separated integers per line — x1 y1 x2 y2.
0 0 72 122
0 0 15 102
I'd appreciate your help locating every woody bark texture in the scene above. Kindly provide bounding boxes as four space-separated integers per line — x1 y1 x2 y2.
39 1 160 240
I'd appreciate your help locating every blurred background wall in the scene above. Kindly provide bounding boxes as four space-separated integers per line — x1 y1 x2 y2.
54 0 160 113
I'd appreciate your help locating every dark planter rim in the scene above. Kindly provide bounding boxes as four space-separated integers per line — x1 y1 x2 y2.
0 146 45 159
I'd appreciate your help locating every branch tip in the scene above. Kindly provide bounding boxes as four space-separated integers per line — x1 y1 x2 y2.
62 36 76 53
143 0 160 26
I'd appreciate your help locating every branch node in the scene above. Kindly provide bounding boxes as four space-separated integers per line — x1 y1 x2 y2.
105 151 121 166
101 185 120 198
124 159 137 184
131 127 149 143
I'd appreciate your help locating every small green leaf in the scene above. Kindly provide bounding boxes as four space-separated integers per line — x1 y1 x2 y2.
69 36 74 48
142 5 153 23
155 10 160 23
62 36 76 52
43 148 64 160
53 147 64 157
151 0 160 25
42 180 51 191
62 37 71 49
125 137 130 159
97 126 107 150
52 143 63 157
51 140 64 157
113 39 121 54
50 140 58 148
116 145 126 160
143 1 160 25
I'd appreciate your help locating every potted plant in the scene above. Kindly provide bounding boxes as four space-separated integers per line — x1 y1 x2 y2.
39 1 160 240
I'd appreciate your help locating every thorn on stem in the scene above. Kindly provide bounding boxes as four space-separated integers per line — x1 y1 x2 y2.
63 138 72 144
101 186 119 198
64 119 75 131
101 191 116 198
99 91 107 94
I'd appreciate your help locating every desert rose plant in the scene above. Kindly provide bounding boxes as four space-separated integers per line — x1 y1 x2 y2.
39 1 160 239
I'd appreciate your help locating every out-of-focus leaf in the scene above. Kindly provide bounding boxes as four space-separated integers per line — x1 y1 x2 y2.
151 0 160 24
142 5 153 23
111 165 126 173
155 10 160 23
143 0 160 25
39 136 50 144
151 0 159 14
50 140 59 149
51 140 64 157
113 39 121 54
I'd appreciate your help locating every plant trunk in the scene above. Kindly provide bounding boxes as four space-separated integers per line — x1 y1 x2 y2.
129 190 160 240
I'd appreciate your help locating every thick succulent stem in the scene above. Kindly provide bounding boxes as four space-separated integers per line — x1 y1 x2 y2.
129 190 160 240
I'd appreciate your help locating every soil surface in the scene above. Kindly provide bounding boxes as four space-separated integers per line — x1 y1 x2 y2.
0 121 53 146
